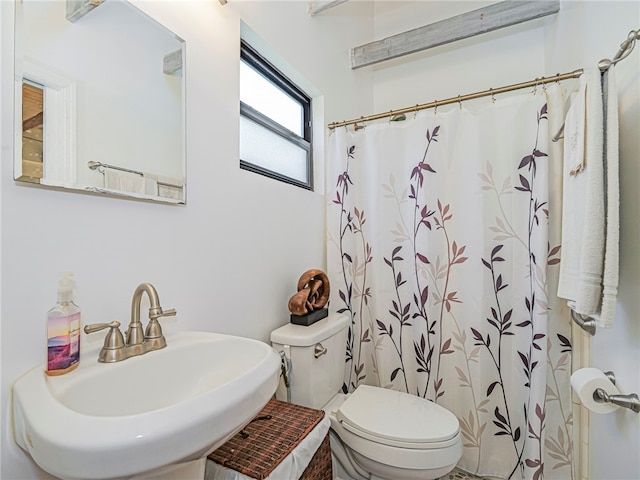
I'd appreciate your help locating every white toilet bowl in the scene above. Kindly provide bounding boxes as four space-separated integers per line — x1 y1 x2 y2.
323 386 462 480
270 313 462 480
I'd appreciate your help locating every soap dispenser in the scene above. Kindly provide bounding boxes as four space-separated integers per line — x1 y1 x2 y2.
46 272 81 375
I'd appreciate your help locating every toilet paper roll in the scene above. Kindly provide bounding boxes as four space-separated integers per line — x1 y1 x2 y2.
570 368 620 414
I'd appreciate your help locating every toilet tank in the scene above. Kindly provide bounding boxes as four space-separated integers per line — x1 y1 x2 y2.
270 313 349 409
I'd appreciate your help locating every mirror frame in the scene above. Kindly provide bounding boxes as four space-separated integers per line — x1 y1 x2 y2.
13 0 187 205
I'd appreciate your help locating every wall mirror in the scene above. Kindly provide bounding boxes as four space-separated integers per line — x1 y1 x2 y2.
14 0 186 204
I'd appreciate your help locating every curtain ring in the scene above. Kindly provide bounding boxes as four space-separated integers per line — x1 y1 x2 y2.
414 104 419 119
490 88 496 103
457 95 462 109
434 100 438 114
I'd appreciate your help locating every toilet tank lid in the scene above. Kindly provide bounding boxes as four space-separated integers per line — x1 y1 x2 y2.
270 313 349 346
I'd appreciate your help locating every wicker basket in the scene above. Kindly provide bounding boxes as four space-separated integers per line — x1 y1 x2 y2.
300 433 332 480
209 399 332 480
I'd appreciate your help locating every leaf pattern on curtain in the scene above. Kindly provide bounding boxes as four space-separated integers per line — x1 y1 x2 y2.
327 90 573 479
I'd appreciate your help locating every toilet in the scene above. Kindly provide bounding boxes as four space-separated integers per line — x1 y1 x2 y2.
270 313 462 480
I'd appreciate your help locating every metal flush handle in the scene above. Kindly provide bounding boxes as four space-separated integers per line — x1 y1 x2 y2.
314 343 327 358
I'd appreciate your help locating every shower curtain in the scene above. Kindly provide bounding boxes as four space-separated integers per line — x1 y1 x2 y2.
326 86 573 480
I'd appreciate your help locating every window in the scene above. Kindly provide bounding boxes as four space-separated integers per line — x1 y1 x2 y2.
240 40 313 189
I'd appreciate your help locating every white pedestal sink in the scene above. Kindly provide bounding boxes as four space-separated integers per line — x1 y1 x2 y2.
12 331 281 480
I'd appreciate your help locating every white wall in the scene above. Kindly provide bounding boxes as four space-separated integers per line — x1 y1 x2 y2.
369 1 639 479
371 0 546 112
0 1 373 478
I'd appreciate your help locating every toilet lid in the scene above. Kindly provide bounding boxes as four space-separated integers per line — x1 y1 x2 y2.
336 385 460 448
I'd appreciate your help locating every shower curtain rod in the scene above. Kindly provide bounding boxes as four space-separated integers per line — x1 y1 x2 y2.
327 70 583 130
328 27 639 131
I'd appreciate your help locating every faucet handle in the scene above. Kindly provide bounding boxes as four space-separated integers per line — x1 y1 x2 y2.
149 307 177 320
84 320 119 334
84 321 128 363
144 308 176 352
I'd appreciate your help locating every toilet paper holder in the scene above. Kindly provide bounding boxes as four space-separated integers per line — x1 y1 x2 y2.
593 371 640 413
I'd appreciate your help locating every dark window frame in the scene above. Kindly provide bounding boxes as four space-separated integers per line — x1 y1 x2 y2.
240 40 313 190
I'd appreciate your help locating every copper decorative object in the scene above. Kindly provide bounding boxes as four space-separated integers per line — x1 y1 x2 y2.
288 269 330 325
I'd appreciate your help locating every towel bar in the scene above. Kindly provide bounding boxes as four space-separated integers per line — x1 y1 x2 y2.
88 161 144 176
570 309 596 336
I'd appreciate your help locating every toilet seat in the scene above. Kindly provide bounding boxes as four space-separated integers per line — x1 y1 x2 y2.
328 385 463 473
336 385 460 449
341 419 460 450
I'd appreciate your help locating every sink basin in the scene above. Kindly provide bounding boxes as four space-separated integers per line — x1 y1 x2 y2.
12 331 281 480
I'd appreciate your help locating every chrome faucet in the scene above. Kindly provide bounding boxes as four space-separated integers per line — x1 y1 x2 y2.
84 282 177 363
127 282 177 355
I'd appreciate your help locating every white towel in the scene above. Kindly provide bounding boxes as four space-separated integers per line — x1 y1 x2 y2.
103 169 121 190
557 68 605 316
596 65 620 328
119 171 145 193
102 169 146 193
143 176 159 196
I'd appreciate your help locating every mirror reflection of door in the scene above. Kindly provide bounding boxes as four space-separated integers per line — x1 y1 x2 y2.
21 81 44 184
